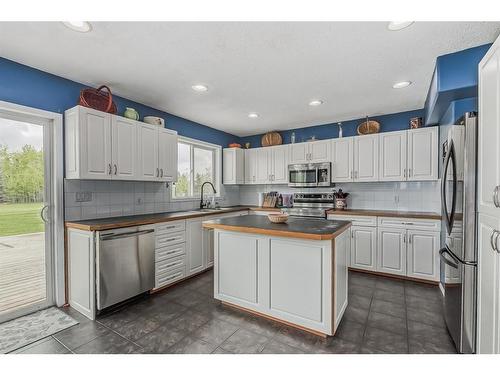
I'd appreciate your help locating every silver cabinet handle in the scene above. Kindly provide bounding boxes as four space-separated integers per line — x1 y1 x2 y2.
403 234 406 243
408 168 412 178
491 230 498 252
404 169 407 178
156 168 159 177
409 234 412 244
494 186 500 208
108 163 112 175
114 164 117 175
496 232 500 253
160 168 163 178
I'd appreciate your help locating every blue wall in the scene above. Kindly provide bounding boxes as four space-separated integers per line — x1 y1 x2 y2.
240 109 426 148
439 97 478 126
0 57 240 147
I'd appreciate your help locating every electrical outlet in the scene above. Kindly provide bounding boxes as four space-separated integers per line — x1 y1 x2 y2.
136 197 143 205
75 192 93 202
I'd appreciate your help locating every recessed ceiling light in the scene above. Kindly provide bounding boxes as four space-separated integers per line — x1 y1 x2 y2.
248 113 259 119
191 84 208 92
387 21 414 31
309 100 323 106
392 81 412 89
62 21 92 33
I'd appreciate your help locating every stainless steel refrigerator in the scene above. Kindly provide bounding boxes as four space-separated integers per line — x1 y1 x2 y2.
439 112 478 354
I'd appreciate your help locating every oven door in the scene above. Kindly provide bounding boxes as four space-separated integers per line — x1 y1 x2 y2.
288 164 318 187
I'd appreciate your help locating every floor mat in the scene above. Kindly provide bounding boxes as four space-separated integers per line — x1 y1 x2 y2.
1 307 78 353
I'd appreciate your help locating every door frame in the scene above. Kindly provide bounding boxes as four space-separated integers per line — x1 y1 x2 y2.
0 100 64 310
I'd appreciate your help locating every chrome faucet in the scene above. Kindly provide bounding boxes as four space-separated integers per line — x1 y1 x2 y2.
200 181 217 209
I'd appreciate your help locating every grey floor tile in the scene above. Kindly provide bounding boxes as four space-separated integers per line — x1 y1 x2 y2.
405 281 442 301
135 325 187 354
405 294 442 313
58 306 91 324
239 315 283 338
334 319 365 344
220 328 269 354
149 301 187 324
73 332 140 354
212 347 232 354
343 305 370 324
113 316 161 342
320 337 360 354
359 345 387 354
201 304 250 326
348 284 374 299
370 299 406 318
373 289 406 305
97 308 140 330
53 321 109 350
407 307 446 328
173 291 213 308
375 279 405 295
12 337 70 354
363 326 408 354
349 273 377 288
261 339 307 354
167 335 218 354
407 320 457 353
349 294 372 309
166 310 211 333
192 318 239 345
409 338 457 354
367 311 407 336
273 326 325 352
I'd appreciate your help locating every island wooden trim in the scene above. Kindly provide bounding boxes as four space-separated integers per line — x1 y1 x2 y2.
202 221 351 241
326 209 441 220
221 301 328 338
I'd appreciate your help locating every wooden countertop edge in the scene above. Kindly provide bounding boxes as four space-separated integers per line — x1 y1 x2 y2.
65 206 281 231
202 221 351 241
326 209 441 220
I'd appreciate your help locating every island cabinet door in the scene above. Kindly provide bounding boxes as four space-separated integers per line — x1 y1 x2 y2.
377 227 407 276
350 226 377 271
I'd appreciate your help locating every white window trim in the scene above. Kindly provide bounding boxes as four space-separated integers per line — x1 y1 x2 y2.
171 136 221 201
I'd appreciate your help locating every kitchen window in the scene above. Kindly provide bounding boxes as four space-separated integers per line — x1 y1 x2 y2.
172 137 220 199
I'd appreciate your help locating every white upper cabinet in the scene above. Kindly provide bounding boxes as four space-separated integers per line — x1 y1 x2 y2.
158 128 178 182
331 137 354 182
223 148 245 185
269 145 289 184
407 127 438 181
65 106 112 180
244 148 257 184
111 116 138 180
65 106 177 182
354 134 379 182
289 139 330 164
255 147 271 184
478 43 500 216
379 130 407 181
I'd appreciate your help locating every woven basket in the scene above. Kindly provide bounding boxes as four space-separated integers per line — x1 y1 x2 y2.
268 213 289 224
261 132 282 147
357 119 380 135
78 85 117 114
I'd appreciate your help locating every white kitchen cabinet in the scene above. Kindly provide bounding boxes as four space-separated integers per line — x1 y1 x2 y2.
407 127 438 181
289 139 331 164
331 137 354 182
65 106 112 180
111 116 138 180
406 229 440 281
350 226 377 271
478 40 500 216
137 122 159 181
269 144 289 184
255 147 271 184
158 129 178 182
377 227 406 276
353 134 379 182
186 218 205 276
244 148 257 184
379 130 407 181
223 148 245 184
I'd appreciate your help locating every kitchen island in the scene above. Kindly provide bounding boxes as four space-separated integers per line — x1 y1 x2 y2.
203 215 351 337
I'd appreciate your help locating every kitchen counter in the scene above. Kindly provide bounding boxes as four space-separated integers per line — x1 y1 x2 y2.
65 206 281 231
326 209 441 220
203 215 351 240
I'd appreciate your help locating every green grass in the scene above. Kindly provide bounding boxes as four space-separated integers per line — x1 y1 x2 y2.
0 202 44 237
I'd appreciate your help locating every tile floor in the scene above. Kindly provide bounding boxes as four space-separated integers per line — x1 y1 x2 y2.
10 270 457 354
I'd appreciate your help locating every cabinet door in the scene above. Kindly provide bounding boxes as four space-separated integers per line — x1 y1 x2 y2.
244 149 256 184
255 148 271 184
478 44 500 217
289 143 309 164
407 127 438 181
205 228 214 268
111 116 138 180
331 138 353 182
377 227 406 276
477 213 500 354
223 149 236 184
158 129 178 182
80 107 112 180
350 226 377 271
379 130 407 181
271 145 289 184
137 123 159 181
354 134 379 181
407 230 440 281
186 219 205 276
309 139 331 163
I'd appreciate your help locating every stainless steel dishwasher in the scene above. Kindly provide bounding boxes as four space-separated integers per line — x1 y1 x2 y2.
96 225 155 310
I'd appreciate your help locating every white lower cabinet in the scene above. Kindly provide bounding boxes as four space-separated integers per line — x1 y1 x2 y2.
406 230 440 281
377 227 407 276
186 218 205 276
350 226 377 271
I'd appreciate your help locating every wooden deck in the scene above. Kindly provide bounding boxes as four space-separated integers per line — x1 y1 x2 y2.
0 233 46 315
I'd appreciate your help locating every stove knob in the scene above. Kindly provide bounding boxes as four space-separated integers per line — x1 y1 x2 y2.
328 194 333 200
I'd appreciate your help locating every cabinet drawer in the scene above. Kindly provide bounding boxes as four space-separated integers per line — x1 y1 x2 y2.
156 230 185 247
155 265 186 289
156 243 186 262
377 217 441 231
156 220 186 235
156 255 186 274
328 214 377 227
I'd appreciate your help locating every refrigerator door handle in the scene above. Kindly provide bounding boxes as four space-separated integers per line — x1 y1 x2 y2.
441 140 457 235
439 247 459 269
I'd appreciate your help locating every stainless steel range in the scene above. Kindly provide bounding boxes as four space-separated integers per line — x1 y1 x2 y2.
282 192 335 218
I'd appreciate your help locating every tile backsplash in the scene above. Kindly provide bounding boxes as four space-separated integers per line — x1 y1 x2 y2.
64 180 240 221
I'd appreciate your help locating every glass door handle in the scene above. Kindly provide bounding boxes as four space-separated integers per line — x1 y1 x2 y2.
40 205 49 223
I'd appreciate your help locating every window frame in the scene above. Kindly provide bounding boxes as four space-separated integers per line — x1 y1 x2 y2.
171 136 221 201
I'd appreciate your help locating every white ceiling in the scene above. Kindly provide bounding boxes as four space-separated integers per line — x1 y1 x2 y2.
0 22 499 136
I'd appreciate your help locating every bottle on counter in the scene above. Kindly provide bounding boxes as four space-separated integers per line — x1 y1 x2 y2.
278 194 283 207
291 132 296 144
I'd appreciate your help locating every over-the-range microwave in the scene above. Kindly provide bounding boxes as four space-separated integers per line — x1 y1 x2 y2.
288 162 331 187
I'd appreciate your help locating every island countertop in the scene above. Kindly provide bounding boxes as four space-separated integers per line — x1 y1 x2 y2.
202 215 351 240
